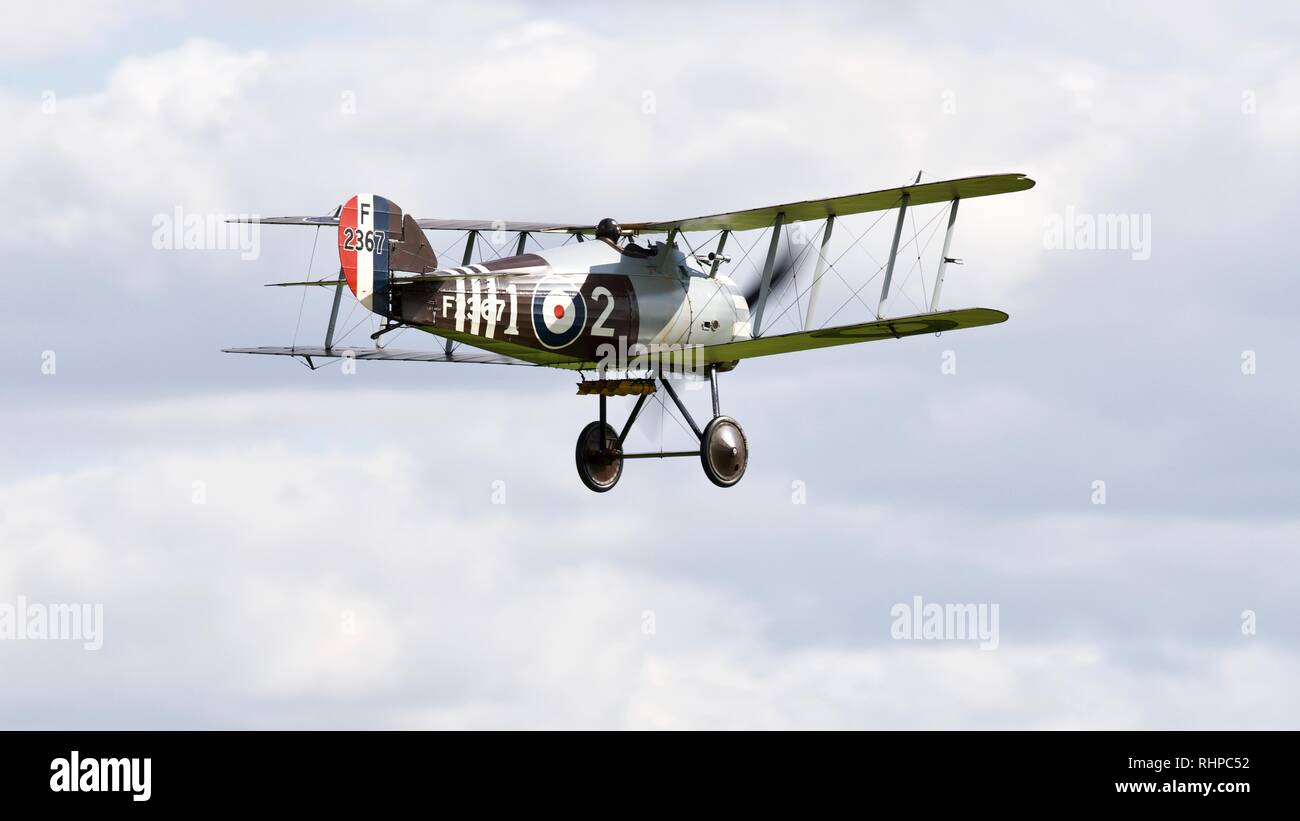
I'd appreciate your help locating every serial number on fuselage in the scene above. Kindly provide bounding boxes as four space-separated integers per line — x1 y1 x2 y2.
406 274 641 354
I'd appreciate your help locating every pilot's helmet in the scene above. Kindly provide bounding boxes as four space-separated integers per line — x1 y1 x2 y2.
596 218 620 243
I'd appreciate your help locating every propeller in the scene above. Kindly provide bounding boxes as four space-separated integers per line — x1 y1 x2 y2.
740 236 809 313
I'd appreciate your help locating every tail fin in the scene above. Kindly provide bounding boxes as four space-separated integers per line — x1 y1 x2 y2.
338 194 437 312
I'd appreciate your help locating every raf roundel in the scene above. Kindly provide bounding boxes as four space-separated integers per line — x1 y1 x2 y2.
531 278 587 349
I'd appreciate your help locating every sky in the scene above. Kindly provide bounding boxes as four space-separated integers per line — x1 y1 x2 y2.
1 0 1298 728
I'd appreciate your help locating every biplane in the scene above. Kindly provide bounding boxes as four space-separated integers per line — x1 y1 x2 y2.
226 172 1034 491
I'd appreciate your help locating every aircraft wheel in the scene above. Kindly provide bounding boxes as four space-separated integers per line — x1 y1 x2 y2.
575 421 623 492
700 416 748 488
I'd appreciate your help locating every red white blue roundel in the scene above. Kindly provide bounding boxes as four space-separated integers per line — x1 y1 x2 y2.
531 278 587 349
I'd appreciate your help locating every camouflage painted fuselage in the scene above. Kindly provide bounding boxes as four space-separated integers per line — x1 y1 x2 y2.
385 240 752 369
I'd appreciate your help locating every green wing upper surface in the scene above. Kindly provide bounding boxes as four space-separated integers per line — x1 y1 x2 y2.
699 308 1009 363
628 174 1034 234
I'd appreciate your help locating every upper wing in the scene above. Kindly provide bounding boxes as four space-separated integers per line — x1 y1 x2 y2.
698 308 1008 364
230 215 344 227
617 173 1034 234
414 219 586 233
263 269 534 287
230 173 1032 236
231 214 586 233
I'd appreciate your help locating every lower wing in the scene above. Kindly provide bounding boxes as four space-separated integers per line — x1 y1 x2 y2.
221 346 536 366
699 307 1008 364
224 308 1007 370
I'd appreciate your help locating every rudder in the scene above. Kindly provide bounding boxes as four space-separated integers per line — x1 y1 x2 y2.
338 194 437 314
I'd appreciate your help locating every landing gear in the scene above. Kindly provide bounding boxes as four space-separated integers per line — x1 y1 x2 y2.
700 416 748 487
574 421 622 492
698 364 747 487
573 365 747 492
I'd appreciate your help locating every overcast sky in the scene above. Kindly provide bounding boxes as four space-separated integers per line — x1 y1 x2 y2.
1 0 1297 728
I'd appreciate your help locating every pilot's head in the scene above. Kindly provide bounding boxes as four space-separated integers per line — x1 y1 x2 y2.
596 217 621 243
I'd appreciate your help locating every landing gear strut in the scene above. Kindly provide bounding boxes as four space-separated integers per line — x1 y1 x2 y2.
573 366 747 492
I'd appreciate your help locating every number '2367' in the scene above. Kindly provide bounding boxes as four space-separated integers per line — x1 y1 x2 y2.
343 228 386 254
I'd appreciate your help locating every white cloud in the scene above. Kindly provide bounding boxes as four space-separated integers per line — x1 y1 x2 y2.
0 389 1294 728
0 2 125 60
0 6 1240 281
620 642 1300 730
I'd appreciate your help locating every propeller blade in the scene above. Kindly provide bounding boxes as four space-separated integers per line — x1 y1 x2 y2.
741 238 804 308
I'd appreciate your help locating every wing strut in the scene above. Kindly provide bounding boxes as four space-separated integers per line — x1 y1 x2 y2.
461 231 477 266
325 272 345 352
877 194 910 319
804 215 835 328
930 197 960 311
708 230 730 277
751 212 785 336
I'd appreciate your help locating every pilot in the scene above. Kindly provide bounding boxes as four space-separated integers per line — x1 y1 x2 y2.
596 217 621 247
596 217 654 258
